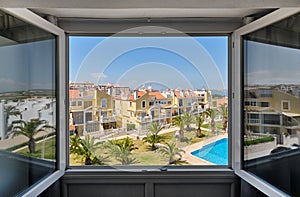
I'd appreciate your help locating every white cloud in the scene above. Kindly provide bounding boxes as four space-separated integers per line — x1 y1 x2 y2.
90 72 108 79
247 70 300 85
0 78 26 87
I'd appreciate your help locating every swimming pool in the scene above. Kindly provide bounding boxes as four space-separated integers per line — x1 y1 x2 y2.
191 138 228 165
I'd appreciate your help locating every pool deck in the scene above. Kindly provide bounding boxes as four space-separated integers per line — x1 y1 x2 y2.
182 133 228 165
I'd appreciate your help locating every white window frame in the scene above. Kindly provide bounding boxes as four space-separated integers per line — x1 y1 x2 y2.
101 98 107 108
281 100 290 111
1 8 67 197
232 8 300 197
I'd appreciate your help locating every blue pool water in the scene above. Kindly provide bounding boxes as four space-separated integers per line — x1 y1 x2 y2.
191 138 228 165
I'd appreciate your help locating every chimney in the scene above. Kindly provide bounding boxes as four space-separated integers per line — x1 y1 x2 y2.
134 89 138 100
108 87 112 95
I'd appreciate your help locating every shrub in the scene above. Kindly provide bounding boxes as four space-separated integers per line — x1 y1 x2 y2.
244 136 274 146
127 123 135 131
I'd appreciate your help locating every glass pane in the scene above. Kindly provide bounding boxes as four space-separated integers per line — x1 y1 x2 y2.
69 33 228 167
243 12 300 196
0 11 56 196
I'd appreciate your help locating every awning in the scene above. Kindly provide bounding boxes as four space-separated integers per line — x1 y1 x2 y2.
282 112 300 117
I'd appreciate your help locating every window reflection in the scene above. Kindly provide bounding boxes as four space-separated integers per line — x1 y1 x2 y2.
243 12 300 196
0 10 56 196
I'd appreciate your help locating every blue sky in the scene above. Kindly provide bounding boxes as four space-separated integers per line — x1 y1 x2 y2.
0 40 55 93
245 40 300 85
70 36 228 90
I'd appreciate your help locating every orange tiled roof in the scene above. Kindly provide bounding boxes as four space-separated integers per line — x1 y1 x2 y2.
69 125 76 130
128 91 147 101
69 89 81 99
149 91 166 100
192 92 201 97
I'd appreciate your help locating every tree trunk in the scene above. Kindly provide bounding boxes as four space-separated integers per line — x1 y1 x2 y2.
151 144 157 151
85 157 92 165
179 129 184 142
223 119 228 132
196 127 202 138
169 158 175 165
211 120 215 133
28 138 36 153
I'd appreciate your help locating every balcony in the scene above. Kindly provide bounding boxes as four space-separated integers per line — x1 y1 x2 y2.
100 116 116 123
247 119 261 124
136 116 152 123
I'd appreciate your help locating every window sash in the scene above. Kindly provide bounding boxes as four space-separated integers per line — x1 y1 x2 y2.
1 8 66 197
232 7 300 197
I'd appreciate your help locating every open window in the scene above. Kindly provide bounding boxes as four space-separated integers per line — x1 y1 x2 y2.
233 8 300 197
0 8 66 196
68 33 229 167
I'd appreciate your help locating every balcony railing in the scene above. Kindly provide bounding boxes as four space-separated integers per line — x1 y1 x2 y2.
136 116 152 122
100 116 116 123
248 119 261 124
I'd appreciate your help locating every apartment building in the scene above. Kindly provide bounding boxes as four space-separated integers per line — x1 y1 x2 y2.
69 84 116 135
245 85 300 144
172 89 211 115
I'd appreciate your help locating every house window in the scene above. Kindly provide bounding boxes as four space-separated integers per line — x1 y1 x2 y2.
73 111 84 124
84 101 93 108
281 100 290 111
260 102 269 107
69 35 228 167
85 112 93 122
259 89 273 98
101 98 107 108
179 99 183 107
141 100 146 108
78 101 83 106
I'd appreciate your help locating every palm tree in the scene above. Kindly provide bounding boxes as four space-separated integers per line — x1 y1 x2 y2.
204 108 218 133
195 114 205 138
106 137 137 165
12 119 53 153
143 122 164 151
182 112 194 131
172 116 185 142
218 104 228 132
5 105 21 137
70 135 108 165
159 142 186 165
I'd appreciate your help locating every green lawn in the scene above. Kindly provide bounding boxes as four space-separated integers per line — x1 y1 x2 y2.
17 137 56 160
13 125 220 165
70 127 218 166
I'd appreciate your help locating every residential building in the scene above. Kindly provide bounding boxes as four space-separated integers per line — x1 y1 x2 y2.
245 85 300 144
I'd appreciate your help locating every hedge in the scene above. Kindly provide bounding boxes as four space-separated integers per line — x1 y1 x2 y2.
244 136 275 146
127 123 135 131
